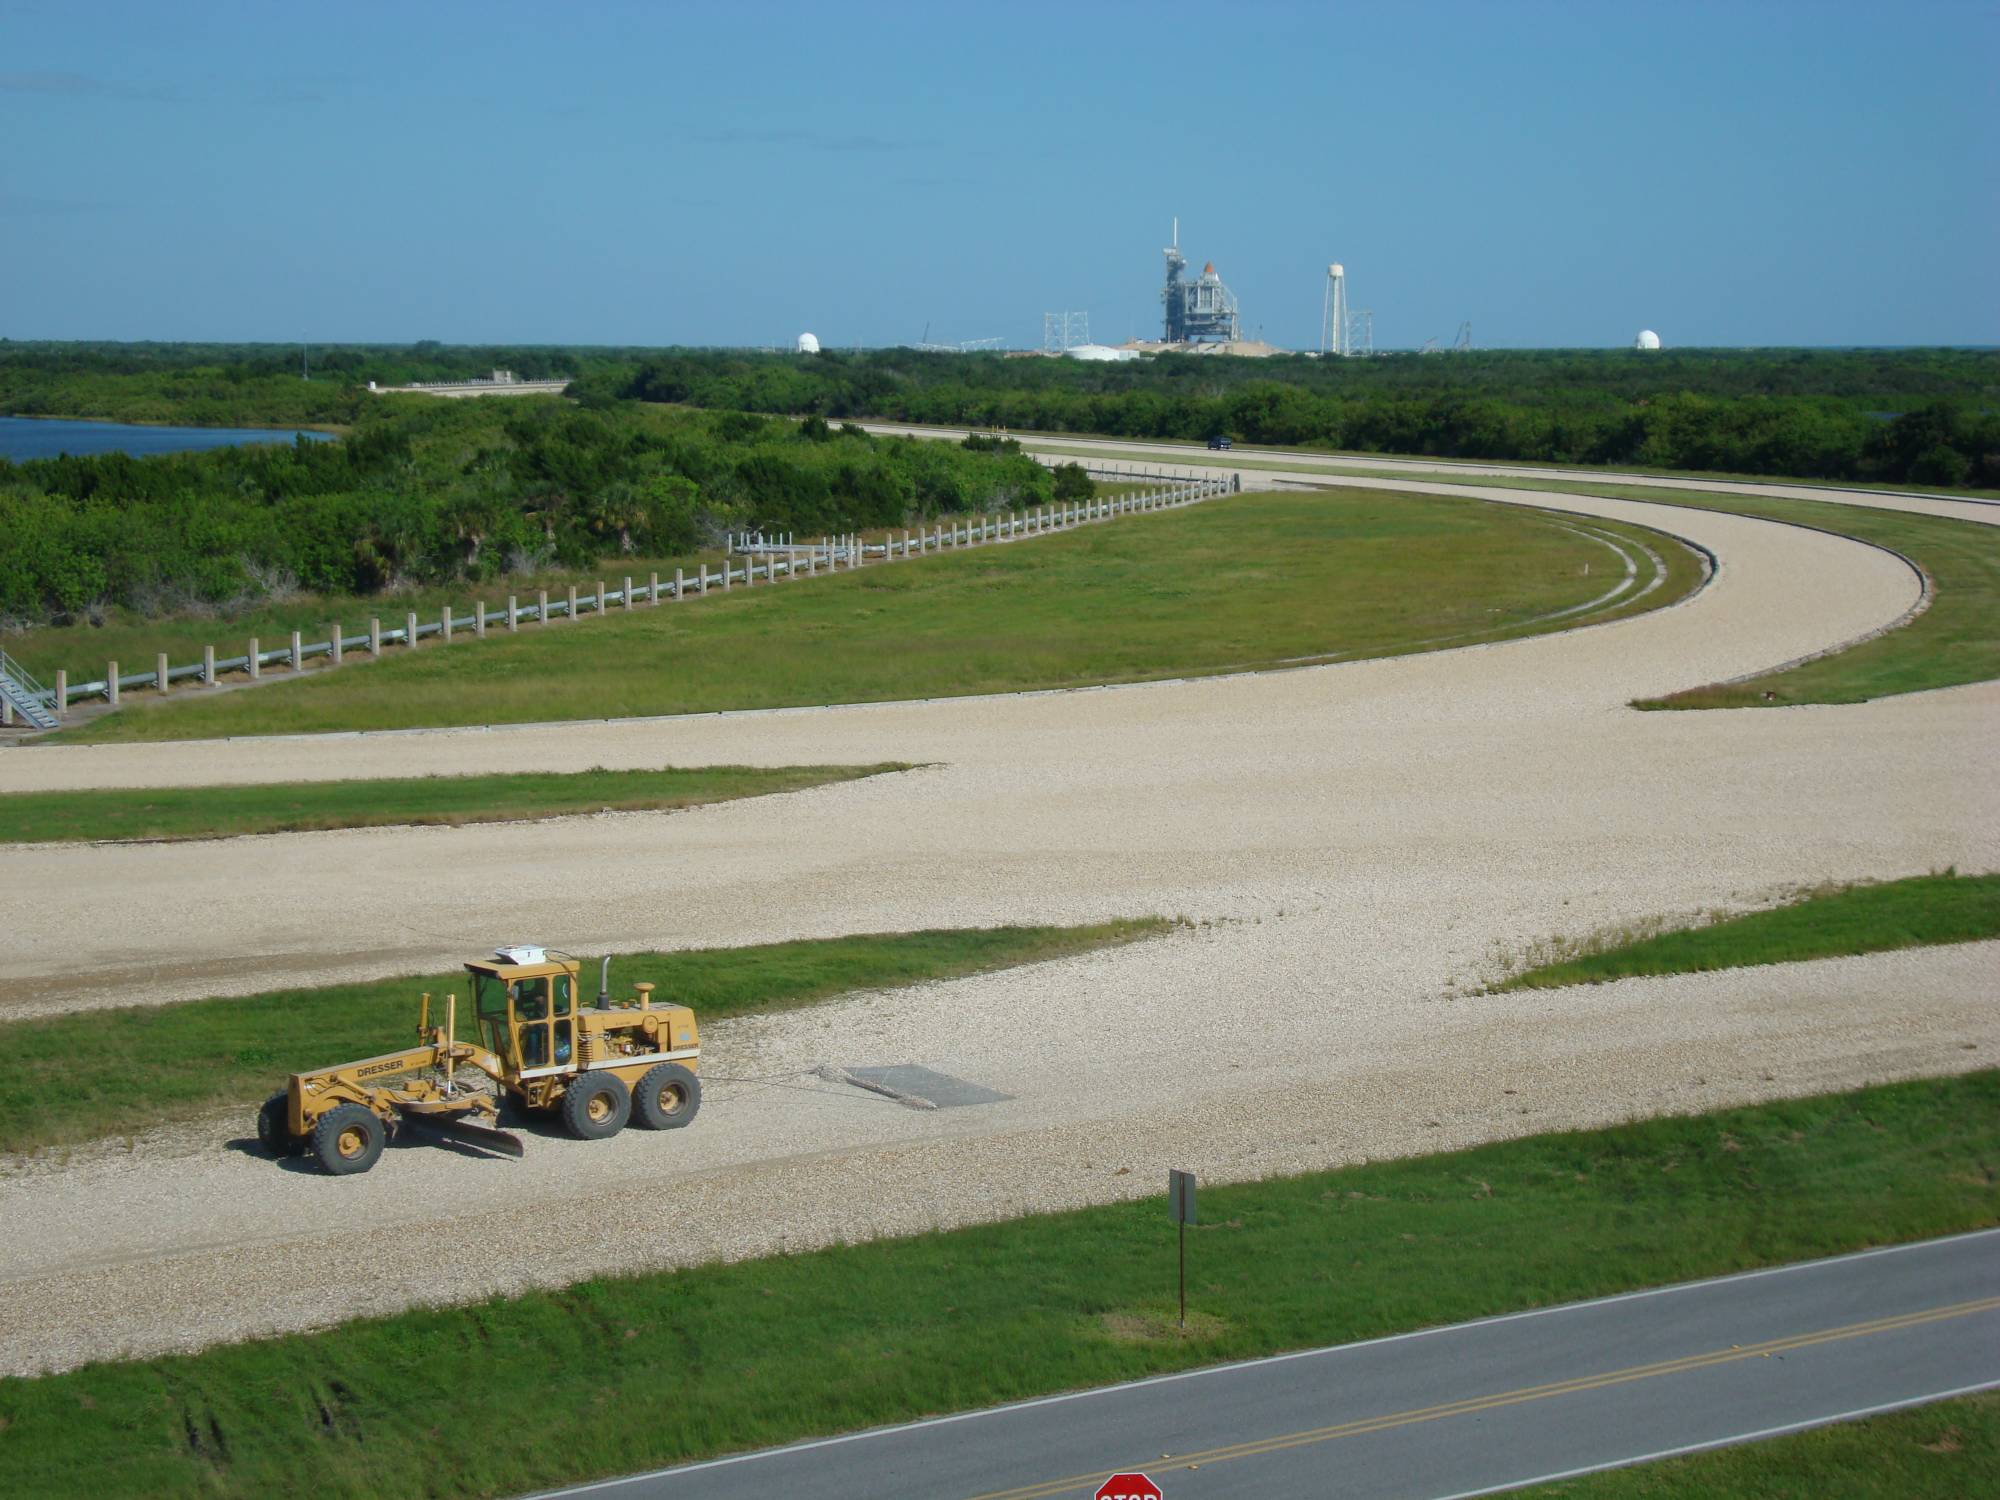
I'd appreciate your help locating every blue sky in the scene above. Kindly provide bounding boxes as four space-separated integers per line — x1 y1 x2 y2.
3 0 1994 349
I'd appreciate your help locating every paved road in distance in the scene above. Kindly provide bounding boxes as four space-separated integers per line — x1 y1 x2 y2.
530 1230 2000 1500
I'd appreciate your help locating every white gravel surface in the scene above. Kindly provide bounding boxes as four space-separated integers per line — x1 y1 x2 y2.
0 467 1994 1375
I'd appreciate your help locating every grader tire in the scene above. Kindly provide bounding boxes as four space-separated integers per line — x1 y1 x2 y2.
311 1103 386 1176
633 1063 701 1130
257 1092 304 1157
561 1072 631 1141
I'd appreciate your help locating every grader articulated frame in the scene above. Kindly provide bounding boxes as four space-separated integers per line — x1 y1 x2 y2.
258 947 702 1175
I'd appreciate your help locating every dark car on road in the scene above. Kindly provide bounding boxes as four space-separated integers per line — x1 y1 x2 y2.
1207 435 1232 450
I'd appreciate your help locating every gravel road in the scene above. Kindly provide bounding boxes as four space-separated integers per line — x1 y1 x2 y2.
0 471 1993 1375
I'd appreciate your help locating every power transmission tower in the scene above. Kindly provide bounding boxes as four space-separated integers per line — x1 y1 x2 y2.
1453 321 1473 352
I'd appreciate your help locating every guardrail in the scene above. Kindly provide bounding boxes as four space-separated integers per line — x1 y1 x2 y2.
5 467 1236 725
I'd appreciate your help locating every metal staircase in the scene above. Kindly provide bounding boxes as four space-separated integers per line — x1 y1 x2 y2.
0 649 59 730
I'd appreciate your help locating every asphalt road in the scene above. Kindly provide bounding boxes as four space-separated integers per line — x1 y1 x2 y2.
528 1230 2000 1500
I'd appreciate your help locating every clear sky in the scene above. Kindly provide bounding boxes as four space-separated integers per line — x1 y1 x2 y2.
3 0 1994 350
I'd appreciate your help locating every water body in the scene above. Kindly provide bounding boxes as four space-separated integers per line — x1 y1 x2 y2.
0 416 335 462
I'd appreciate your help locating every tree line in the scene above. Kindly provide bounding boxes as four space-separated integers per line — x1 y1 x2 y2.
606 347 1999 489
0 397 1055 626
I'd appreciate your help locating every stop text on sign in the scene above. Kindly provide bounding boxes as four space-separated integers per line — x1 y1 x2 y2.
1094 1474 1162 1500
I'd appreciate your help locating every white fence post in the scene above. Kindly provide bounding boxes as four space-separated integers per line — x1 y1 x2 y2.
405 612 419 649
53 669 67 719
204 644 217 682
156 652 169 693
329 625 343 665
369 619 382 656
107 660 119 705
247 639 260 680
507 595 519 632
673 567 684 600
567 585 579 620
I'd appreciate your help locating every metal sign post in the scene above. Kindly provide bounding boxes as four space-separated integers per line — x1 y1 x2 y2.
1169 1169 1196 1330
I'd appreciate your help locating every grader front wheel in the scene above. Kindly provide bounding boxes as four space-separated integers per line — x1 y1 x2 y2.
311 1103 387 1175
257 1092 305 1157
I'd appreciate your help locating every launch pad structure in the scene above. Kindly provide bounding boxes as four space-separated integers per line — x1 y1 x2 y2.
1161 219 1240 344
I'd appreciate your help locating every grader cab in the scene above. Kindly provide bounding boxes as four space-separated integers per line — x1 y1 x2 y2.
258 946 702 1175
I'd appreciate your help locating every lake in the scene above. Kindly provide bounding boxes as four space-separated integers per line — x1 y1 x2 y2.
0 416 335 461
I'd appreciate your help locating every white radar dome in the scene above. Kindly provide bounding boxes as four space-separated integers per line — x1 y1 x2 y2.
795 332 821 355
1634 329 1661 350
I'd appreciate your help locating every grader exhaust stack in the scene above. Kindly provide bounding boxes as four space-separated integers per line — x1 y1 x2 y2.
257 948 702 1175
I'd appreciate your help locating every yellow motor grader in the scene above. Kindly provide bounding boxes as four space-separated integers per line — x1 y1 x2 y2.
258 946 701 1175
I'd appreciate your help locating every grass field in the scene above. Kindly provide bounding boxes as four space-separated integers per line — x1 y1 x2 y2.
54 488 1701 741
1524 1391 1998 1497
1027 444 2000 707
0 546 712 688
1 1072 1992 1499
0 763 906 844
1019 434 2000 503
1499 872 2000 990
0 922 1163 1156
1325 471 1996 707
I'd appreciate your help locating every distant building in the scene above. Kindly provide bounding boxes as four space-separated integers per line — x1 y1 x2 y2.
1634 330 1662 350
795 333 821 354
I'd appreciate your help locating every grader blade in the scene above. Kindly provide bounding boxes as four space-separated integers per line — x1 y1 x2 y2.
397 1110 525 1159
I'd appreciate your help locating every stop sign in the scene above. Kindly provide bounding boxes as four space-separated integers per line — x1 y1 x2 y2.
1094 1475 1162 1500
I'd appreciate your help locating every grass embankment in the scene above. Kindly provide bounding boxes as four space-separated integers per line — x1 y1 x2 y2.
1526 1392 1999 1497
0 548 714 688
59 489 1700 741
1022 436 2000 503
2 1073 1994 1499
0 923 1162 1157
1501 872 2000 991
1033 445 2000 706
0 763 906 844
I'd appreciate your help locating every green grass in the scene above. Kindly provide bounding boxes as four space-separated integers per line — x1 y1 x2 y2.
0 763 906 844
0 922 1164 1156
1500 872 2000 991
1523 1391 1999 1497
0 547 717 689
1019 434 2000 502
2 1072 1993 1500
1032 445 2000 707
1358 474 1997 708
56 488 1702 741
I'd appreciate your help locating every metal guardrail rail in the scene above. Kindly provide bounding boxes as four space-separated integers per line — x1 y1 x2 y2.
9 467 1236 724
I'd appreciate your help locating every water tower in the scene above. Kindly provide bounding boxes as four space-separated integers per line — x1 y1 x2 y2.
1321 264 1349 356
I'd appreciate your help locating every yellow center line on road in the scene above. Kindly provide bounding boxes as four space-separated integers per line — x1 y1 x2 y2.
964 1295 2000 1500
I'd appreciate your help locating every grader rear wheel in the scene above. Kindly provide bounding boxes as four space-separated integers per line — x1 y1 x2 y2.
560 1072 631 1140
310 1103 386 1176
633 1063 701 1130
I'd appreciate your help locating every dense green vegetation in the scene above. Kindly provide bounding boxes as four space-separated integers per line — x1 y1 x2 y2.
1500 873 2000 990
2 1072 1992 1498
0 395 1052 627
0 922 1162 1156
0 763 906 844
605 345 2000 488
1525 1392 1998 1498
0 339 622 426
58 489 1701 741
